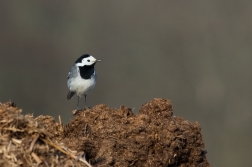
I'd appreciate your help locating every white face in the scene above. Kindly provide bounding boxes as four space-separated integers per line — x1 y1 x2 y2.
76 55 97 67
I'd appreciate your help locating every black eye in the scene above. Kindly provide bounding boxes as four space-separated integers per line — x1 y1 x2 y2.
87 59 90 62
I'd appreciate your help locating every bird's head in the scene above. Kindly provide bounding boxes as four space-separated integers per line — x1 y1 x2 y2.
75 54 101 67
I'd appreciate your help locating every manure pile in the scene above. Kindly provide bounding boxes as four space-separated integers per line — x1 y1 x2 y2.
0 99 210 167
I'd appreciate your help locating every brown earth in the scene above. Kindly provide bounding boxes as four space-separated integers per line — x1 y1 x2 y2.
0 98 210 167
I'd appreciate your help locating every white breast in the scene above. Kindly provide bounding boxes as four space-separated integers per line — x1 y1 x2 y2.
68 71 97 97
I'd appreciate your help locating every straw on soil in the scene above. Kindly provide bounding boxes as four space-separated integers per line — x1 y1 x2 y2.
0 102 91 167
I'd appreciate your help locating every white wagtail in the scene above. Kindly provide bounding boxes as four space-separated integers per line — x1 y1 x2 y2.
67 54 101 109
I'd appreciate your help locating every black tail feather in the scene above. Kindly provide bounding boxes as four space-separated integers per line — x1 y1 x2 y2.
67 91 75 100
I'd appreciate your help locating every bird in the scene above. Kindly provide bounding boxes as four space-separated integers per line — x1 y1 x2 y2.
67 54 101 110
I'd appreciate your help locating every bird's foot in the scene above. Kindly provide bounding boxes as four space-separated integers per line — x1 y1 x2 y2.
72 106 91 115
72 108 82 115
84 105 91 109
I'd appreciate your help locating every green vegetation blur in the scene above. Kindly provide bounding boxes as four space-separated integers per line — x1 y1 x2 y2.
0 1 251 167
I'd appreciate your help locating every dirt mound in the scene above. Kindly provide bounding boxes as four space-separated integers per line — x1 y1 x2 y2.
0 99 210 167
0 102 91 167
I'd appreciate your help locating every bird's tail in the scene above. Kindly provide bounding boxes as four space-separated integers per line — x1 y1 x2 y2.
67 91 75 100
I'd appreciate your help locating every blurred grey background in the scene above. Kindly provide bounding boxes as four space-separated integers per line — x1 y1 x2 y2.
0 1 251 166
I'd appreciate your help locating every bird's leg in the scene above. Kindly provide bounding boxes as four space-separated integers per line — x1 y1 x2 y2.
76 96 80 110
84 94 88 109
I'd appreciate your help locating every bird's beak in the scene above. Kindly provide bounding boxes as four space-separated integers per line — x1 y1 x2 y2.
96 59 102 62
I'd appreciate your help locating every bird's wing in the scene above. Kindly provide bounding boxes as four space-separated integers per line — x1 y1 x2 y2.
67 65 79 100
67 65 79 80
